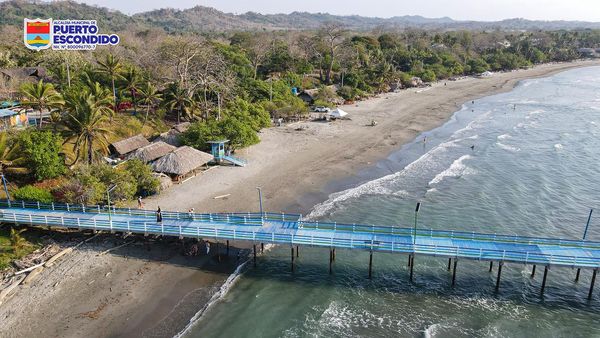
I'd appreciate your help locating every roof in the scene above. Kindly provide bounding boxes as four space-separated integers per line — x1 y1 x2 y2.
0 67 46 80
152 146 213 176
0 109 21 118
172 122 191 133
207 140 229 144
126 141 176 163
110 134 150 155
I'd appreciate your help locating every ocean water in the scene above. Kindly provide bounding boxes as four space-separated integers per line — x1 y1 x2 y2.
180 67 600 338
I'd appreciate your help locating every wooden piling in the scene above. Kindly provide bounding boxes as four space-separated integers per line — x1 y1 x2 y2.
531 265 536 278
575 268 581 282
253 244 257 268
452 259 458 286
291 247 295 272
261 243 264 253
368 251 373 279
589 269 597 300
296 245 299 258
216 242 221 262
226 240 229 256
495 261 503 290
489 261 493 272
332 248 336 261
541 266 549 295
447 258 451 271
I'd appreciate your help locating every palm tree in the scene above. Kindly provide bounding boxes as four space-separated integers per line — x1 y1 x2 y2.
121 66 141 114
96 54 123 111
62 88 112 164
20 80 64 129
0 132 27 175
163 83 194 124
137 81 162 126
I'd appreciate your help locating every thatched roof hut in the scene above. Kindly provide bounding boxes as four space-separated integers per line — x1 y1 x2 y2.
156 122 191 146
126 141 176 163
152 146 213 178
110 134 150 156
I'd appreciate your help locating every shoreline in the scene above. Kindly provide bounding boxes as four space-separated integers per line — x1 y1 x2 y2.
1 59 599 338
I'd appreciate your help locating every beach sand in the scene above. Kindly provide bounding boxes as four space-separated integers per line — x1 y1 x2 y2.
1 60 598 338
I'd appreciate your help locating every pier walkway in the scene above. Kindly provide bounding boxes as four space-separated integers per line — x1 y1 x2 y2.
1 201 598 298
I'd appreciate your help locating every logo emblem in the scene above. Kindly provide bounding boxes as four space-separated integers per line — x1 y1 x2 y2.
24 18 52 50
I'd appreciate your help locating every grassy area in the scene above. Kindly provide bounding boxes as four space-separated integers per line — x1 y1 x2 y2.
0 226 41 271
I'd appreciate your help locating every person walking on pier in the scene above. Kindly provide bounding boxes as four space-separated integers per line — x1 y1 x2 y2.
156 206 162 223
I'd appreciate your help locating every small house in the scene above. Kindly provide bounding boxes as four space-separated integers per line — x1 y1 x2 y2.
126 141 176 163
297 89 318 105
152 146 213 182
0 108 28 130
110 134 150 158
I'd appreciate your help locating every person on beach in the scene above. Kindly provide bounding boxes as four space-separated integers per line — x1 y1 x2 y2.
156 206 162 223
205 240 211 255
188 208 195 220
137 196 144 209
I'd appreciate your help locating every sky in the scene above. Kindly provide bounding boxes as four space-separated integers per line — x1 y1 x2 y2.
42 0 600 22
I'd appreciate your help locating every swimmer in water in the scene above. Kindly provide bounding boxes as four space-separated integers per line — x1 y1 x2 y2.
470 145 475 150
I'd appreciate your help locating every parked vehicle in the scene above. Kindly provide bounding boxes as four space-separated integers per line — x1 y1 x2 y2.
313 106 331 112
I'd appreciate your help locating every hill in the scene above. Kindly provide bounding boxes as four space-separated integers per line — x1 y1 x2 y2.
1 0 600 32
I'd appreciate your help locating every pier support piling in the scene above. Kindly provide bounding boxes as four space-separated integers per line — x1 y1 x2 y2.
589 269 597 300
329 249 333 274
531 265 536 278
253 244 257 268
261 243 264 253
226 240 229 256
496 261 503 290
296 245 299 258
541 266 549 296
368 251 373 279
575 268 581 282
291 247 295 272
489 261 493 272
452 259 458 286
447 258 451 271
216 242 221 262
332 248 336 261
409 255 414 282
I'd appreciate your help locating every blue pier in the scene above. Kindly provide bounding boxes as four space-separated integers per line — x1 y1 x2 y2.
1 201 598 298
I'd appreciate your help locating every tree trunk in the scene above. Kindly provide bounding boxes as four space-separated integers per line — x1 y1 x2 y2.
111 77 117 112
87 136 93 165
178 105 182 124
132 90 138 116
38 108 43 129
143 105 150 126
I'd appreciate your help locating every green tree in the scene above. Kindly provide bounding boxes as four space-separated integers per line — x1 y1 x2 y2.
123 159 160 196
9 228 28 256
18 130 65 181
137 81 162 126
121 66 141 114
20 80 64 129
163 82 194 124
96 54 123 110
0 132 28 175
62 89 113 164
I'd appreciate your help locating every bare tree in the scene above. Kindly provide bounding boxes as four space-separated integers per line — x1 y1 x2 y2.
319 22 347 84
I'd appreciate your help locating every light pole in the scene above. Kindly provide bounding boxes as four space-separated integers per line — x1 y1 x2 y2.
576 209 594 282
107 184 118 223
413 202 421 245
1 174 10 207
256 187 263 215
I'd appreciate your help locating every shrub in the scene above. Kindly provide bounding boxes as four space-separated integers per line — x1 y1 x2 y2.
18 130 65 181
13 185 53 203
123 159 160 196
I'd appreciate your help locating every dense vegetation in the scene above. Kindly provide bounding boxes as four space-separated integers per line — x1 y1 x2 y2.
0 1 599 207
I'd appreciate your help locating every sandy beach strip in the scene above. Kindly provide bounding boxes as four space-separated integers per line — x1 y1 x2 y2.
1 59 598 338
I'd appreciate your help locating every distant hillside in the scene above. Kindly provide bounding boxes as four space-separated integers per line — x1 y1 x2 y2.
2 0 600 32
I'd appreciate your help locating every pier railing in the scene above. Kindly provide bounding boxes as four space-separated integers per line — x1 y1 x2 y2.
0 200 301 225
1 210 599 268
